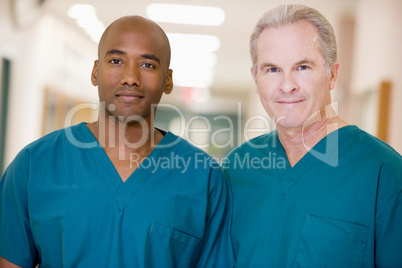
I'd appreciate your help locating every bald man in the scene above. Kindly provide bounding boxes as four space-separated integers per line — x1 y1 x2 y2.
0 16 235 267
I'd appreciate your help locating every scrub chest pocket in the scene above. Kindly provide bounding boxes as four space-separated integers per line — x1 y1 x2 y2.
146 223 200 268
293 214 369 267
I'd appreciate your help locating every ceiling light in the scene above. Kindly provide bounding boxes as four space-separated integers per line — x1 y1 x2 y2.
166 33 220 89
146 4 225 26
167 33 221 53
68 4 105 43
171 52 217 69
68 4 94 19
170 52 217 88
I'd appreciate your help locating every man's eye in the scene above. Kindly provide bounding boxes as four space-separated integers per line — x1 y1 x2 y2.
142 63 155 69
268 68 280 73
297 65 309 70
110 59 121 64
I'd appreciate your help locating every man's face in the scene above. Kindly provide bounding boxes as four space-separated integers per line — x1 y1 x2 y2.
252 21 339 131
91 19 172 123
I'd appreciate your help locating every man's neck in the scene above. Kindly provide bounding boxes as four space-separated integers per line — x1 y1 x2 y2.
87 115 163 162
86 115 164 182
277 110 347 167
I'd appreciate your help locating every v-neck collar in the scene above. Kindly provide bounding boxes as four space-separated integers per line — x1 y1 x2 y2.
273 126 357 195
74 123 179 210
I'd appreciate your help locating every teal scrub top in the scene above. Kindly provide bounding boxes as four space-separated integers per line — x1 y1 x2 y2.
0 123 235 267
223 126 402 267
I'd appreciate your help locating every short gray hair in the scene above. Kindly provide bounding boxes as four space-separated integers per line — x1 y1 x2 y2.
250 4 337 75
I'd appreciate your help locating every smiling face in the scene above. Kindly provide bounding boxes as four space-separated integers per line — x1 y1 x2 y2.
91 16 173 123
252 21 339 131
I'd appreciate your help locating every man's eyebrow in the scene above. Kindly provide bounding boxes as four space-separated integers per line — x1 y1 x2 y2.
105 49 126 56
295 59 315 66
103 50 161 63
260 62 279 69
141 54 161 63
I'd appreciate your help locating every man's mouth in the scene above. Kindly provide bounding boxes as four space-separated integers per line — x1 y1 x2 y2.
115 91 144 101
277 100 304 104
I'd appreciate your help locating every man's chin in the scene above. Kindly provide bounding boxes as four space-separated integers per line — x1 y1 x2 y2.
119 115 147 124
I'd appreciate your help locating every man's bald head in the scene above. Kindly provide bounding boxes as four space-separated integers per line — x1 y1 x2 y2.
97 16 171 68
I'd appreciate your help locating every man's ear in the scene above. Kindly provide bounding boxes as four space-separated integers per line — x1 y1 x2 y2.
329 61 340 91
164 69 173 94
251 66 259 94
91 60 99 86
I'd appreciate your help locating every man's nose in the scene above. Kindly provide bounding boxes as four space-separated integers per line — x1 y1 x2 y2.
121 65 141 87
279 72 298 93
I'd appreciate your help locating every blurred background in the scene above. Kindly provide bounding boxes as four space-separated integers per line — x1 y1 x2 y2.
1 0 401 173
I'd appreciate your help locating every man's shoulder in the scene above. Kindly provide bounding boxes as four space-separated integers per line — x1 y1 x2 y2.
159 132 224 181
226 131 277 159
339 126 402 189
3 124 87 177
12 123 88 164
163 131 215 159
342 126 401 161
23 123 87 152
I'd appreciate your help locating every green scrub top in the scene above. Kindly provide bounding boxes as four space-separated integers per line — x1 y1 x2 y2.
223 126 402 267
0 123 235 267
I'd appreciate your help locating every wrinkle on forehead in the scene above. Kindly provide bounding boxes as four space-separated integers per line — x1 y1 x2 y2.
255 22 326 72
